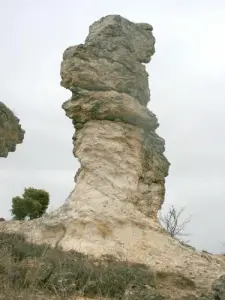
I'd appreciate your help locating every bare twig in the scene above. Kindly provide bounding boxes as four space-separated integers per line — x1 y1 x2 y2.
159 205 191 238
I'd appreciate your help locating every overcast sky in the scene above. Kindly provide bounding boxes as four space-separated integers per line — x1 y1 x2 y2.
1 0 225 253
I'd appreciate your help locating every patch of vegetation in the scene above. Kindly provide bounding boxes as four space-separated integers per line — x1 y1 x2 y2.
11 187 50 220
156 271 196 290
0 232 201 299
0 232 166 299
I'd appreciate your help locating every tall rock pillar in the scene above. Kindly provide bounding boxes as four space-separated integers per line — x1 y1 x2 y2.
60 15 169 226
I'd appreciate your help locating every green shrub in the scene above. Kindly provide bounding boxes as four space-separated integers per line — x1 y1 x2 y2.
11 188 49 220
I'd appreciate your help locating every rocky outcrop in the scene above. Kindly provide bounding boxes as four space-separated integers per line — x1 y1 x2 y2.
212 275 225 299
0 15 225 299
0 102 25 157
61 14 169 221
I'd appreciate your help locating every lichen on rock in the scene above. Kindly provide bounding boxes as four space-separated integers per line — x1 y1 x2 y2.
0 102 25 157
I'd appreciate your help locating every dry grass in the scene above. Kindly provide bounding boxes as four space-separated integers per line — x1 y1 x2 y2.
0 232 158 299
0 232 202 300
156 271 196 290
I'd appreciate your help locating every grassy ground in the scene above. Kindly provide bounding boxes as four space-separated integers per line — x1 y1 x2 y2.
0 232 200 300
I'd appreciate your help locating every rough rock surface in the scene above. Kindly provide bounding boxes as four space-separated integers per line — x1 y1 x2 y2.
0 102 25 157
0 15 225 299
61 14 169 222
212 275 225 299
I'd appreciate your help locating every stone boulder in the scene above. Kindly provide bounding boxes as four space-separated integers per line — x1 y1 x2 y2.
0 102 25 157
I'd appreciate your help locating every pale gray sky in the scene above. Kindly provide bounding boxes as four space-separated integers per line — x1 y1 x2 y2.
1 0 225 253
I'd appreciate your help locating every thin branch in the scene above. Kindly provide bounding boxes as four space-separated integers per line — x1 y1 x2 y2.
159 205 191 238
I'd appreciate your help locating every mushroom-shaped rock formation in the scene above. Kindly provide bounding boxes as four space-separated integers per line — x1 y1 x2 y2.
0 102 25 157
61 14 170 222
0 16 225 299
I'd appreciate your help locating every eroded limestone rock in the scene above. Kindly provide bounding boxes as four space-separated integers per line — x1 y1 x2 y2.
0 102 25 157
61 14 169 221
1 15 224 299
61 15 155 106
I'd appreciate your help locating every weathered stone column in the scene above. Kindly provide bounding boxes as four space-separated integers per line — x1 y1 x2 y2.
61 15 169 225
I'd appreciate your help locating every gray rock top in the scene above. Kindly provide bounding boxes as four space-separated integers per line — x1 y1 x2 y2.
60 15 155 106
